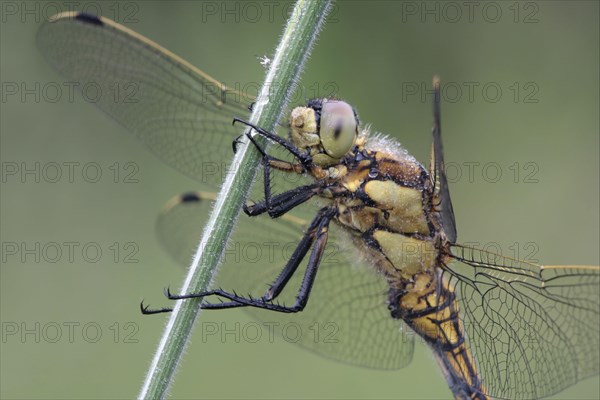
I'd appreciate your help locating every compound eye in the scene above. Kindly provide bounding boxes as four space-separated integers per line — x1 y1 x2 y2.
319 101 358 159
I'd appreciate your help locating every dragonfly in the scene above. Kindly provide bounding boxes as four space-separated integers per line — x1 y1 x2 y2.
38 12 599 400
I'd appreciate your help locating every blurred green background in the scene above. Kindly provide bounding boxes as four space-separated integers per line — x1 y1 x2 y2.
1 1 598 399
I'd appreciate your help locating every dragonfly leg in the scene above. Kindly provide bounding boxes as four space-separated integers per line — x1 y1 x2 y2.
232 125 302 174
235 122 313 216
244 183 321 218
166 207 336 313
261 206 335 301
231 134 244 153
140 299 247 315
233 117 312 166
244 130 319 218
140 301 172 315
241 126 304 173
142 297 255 314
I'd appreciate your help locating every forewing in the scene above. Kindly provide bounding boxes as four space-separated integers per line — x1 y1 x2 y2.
156 190 415 370
37 12 251 189
446 244 599 399
430 76 457 242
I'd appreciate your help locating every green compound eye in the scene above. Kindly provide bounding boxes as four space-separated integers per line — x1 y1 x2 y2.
319 100 358 159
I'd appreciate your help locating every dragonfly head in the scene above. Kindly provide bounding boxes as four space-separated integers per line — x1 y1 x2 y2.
290 99 359 167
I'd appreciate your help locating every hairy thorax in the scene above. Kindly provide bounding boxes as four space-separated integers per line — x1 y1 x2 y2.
316 137 446 282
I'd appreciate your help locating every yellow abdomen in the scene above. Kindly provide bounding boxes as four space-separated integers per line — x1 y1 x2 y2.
390 272 488 400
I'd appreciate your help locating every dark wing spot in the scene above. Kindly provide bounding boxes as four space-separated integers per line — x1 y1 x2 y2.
180 192 202 203
75 13 104 26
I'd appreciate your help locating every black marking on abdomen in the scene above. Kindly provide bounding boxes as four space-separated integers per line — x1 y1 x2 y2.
394 286 455 320
442 346 487 400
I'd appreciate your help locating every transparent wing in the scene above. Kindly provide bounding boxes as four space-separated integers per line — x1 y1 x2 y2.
37 12 252 188
156 191 415 370
446 244 600 399
430 76 457 242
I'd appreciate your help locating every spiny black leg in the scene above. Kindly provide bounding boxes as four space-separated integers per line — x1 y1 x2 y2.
257 208 324 301
233 126 295 171
262 207 334 301
217 206 333 307
244 183 321 218
243 131 310 216
141 299 247 315
238 128 276 215
243 127 300 170
233 117 312 166
166 207 336 313
140 300 173 315
166 209 320 310
233 128 293 215
235 121 312 218
232 128 271 159
244 128 269 157
201 301 247 310
232 134 244 154
144 208 333 314
246 130 275 213
262 150 273 211
286 209 332 310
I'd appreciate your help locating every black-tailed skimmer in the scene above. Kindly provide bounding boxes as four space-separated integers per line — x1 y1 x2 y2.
38 12 600 400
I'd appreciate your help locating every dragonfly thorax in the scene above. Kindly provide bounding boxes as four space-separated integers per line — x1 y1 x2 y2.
290 99 359 167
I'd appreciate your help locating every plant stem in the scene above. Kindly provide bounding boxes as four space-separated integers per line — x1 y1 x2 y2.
139 1 332 398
